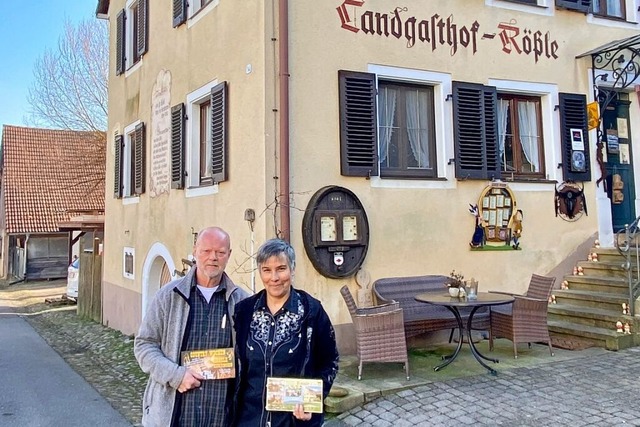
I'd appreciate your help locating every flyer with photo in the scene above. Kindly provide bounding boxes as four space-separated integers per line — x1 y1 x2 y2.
181 348 235 379
265 377 323 413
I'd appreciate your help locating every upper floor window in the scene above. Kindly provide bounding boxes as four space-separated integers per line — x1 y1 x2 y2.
592 0 625 18
198 99 213 185
498 94 545 179
116 0 148 75
339 68 448 181
556 0 592 13
378 82 437 179
173 0 219 27
114 121 146 198
170 81 228 191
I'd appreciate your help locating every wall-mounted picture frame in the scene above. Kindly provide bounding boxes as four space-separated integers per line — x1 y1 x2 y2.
607 129 619 154
570 128 585 151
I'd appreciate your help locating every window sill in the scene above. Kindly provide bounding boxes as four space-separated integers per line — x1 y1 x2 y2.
186 184 218 198
370 176 455 189
122 196 140 205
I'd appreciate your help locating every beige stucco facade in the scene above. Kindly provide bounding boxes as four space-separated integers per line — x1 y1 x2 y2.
100 0 640 352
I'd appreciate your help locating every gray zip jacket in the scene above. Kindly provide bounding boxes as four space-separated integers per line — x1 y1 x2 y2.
134 267 249 427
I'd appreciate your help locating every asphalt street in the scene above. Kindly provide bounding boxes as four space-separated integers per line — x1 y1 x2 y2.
0 306 132 427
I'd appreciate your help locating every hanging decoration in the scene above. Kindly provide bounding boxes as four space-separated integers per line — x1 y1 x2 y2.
470 181 521 250
611 173 624 204
555 181 587 221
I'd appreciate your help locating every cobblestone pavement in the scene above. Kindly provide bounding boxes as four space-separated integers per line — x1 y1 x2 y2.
5 281 640 427
327 347 640 427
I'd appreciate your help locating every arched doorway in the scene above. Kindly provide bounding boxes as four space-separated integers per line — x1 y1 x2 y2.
142 242 176 319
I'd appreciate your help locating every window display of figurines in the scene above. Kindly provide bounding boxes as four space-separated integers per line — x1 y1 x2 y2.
474 182 519 250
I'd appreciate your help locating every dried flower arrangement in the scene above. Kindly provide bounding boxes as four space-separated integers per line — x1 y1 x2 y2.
446 270 465 289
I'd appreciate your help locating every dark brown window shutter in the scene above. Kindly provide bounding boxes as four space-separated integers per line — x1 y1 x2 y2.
210 82 228 183
171 103 185 189
173 0 187 27
134 122 146 195
339 70 378 177
452 81 500 180
116 9 126 75
114 134 123 198
559 93 591 182
137 0 148 57
556 0 591 13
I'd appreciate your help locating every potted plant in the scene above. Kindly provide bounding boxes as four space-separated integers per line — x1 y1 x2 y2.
446 270 465 297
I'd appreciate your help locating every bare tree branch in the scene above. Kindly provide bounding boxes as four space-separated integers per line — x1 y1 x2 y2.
26 18 108 133
25 18 108 196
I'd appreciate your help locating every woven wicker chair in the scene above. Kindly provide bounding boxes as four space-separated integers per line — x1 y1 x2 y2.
489 274 556 358
340 285 410 380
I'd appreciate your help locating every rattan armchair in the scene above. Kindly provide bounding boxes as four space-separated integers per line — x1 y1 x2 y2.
489 274 556 358
340 285 410 380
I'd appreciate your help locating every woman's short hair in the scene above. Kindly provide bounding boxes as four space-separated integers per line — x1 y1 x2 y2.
256 239 296 270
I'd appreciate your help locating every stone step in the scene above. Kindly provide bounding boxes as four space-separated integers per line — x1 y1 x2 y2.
561 274 628 295
548 303 635 330
589 247 628 263
548 320 639 351
574 261 629 278
551 289 630 312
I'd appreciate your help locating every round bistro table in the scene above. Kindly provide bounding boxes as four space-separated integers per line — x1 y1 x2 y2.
414 292 514 375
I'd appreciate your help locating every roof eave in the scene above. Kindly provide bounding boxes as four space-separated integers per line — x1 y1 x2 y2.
96 0 110 19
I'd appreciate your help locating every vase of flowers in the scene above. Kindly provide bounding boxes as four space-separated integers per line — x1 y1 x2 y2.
446 270 465 298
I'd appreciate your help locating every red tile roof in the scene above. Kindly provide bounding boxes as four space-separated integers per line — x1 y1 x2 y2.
1 125 106 234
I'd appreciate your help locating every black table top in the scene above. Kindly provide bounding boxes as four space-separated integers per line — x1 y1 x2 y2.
415 292 514 307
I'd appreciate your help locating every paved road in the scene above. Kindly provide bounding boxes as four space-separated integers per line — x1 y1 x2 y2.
0 308 132 427
326 347 640 427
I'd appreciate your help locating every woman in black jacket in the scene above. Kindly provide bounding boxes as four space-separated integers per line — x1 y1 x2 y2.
233 239 339 427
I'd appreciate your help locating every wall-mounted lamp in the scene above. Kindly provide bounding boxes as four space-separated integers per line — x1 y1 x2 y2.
191 227 198 245
445 94 453 101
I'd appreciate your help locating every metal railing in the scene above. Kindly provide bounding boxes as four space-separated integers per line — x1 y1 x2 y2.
615 217 640 314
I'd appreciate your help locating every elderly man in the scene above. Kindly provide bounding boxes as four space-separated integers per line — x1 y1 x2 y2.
135 227 249 427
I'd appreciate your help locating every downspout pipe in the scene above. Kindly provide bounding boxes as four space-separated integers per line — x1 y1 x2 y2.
278 0 291 242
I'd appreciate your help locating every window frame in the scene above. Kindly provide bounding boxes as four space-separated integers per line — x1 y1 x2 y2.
115 0 148 75
120 121 143 199
113 121 145 201
592 0 626 19
489 79 562 183
369 66 451 183
486 0 554 15
377 80 438 179
337 65 454 189
184 80 228 197
497 93 546 179
175 0 242 27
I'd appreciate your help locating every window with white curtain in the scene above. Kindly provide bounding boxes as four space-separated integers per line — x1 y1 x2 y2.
378 81 437 178
592 0 625 18
497 94 545 178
